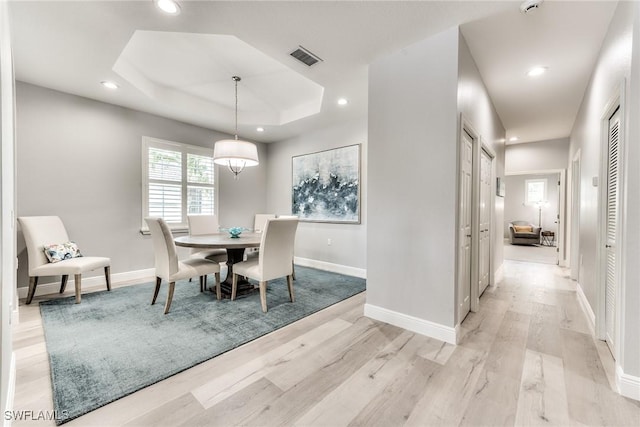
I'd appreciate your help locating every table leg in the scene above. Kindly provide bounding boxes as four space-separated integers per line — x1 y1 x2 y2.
217 248 255 298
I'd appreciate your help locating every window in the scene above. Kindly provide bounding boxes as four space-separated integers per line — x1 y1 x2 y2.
142 137 216 232
525 178 546 205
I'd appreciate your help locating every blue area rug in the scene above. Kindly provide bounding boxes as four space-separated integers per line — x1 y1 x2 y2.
39 266 366 424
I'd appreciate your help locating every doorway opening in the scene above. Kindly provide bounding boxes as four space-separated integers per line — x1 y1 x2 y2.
503 171 563 265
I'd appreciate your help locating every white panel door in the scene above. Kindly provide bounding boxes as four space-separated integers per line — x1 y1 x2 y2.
479 149 492 295
458 130 473 323
605 107 620 357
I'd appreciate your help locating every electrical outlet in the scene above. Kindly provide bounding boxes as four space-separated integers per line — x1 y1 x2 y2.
327 238 332 246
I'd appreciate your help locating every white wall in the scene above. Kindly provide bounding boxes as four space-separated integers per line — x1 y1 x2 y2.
265 119 367 273
0 0 16 419
506 138 569 173
569 0 640 390
15 82 268 288
504 173 559 236
368 27 460 330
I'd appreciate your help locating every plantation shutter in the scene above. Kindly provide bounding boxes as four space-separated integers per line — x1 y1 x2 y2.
148 147 182 223
142 137 216 231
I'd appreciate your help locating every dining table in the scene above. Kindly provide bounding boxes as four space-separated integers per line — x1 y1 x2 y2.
174 232 262 298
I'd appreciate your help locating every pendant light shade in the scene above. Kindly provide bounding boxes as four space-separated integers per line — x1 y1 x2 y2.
213 139 259 167
213 76 259 179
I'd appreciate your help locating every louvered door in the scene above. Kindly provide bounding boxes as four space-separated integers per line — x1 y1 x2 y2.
605 107 620 357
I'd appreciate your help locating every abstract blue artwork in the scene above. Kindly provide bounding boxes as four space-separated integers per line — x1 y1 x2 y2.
292 144 360 223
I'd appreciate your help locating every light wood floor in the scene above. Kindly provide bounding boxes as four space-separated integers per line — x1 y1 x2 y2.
11 261 640 426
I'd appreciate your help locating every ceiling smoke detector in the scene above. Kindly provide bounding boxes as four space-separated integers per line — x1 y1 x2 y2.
520 0 543 14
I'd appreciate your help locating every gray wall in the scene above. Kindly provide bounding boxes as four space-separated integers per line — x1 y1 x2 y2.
569 1 640 379
458 32 506 277
367 26 506 330
265 119 367 271
506 138 569 173
15 82 267 287
504 173 559 237
368 27 461 328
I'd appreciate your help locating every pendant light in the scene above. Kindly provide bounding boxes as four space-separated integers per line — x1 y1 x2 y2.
213 76 259 179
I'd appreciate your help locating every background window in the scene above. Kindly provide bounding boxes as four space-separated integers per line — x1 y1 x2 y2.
142 137 216 232
525 179 546 205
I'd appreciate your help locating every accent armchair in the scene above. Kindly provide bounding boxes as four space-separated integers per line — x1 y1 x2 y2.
18 216 111 304
508 221 541 245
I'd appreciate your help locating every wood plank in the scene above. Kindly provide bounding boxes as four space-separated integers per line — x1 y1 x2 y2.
191 317 353 408
124 393 204 427
180 378 283 427
526 302 563 358
240 321 404 426
294 331 426 426
347 353 439 426
404 345 488 426
515 349 571 426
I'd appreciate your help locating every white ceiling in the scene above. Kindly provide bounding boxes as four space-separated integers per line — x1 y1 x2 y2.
8 1 617 144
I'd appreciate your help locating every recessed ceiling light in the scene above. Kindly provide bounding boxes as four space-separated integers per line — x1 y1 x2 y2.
509 136 519 142
337 98 348 106
256 127 264 132
154 0 181 16
100 81 119 90
527 66 547 77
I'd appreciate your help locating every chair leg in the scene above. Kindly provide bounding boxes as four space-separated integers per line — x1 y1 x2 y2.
164 282 176 314
204 275 208 292
59 275 68 294
152 277 162 305
287 275 295 303
74 274 82 304
259 281 268 313
104 266 111 291
26 276 39 305
231 274 238 301
199 276 204 292
215 272 221 300
292 261 296 280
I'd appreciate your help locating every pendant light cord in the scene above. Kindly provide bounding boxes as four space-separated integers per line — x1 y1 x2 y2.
233 76 240 141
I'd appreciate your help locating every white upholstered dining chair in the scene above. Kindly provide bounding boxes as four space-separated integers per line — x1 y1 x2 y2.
232 217 299 312
187 215 227 263
245 213 276 261
18 216 111 304
145 217 221 314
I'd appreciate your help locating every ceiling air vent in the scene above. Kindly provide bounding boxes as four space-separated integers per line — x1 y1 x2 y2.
290 46 323 67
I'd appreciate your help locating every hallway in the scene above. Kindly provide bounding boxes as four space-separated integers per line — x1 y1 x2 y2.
11 259 640 426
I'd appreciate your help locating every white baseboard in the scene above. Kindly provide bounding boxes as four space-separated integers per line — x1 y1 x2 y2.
294 257 366 279
617 365 640 401
3 352 16 427
17 268 156 300
363 303 456 345
576 282 595 335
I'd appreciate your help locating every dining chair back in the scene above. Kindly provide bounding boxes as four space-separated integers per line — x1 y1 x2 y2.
259 218 299 280
253 213 276 233
146 217 180 280
187 215 227 262
18 216 111 304
145 217 221 313
232 217 299 312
